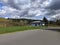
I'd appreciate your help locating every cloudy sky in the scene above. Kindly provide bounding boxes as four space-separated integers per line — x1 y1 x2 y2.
0 0 60 20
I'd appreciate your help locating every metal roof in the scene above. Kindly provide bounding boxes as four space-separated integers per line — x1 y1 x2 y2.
31 21 41 23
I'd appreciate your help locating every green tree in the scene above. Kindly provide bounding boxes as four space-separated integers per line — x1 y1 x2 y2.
43 17 48 26
56 20 60 25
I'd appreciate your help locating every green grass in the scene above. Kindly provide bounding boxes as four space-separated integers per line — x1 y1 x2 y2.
0 26 47 34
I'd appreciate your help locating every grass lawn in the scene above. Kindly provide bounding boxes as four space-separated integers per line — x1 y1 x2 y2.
0 26 47 34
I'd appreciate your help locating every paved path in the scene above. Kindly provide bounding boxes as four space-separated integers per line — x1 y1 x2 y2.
0 29 60 45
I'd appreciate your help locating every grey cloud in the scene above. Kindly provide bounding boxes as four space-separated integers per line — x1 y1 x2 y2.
0 0 51 18
7 0 21 10
1 0 60 20
48 0 60 10
6 0 46 10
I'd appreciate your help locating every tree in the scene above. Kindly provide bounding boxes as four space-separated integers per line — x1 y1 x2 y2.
43 17 48 26
56 19 60 25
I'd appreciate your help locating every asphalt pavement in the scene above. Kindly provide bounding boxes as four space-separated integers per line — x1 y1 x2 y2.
0 29 60 45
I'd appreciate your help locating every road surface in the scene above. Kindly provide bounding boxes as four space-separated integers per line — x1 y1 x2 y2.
0 29 60 45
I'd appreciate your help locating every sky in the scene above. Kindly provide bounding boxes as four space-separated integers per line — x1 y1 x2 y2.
0 0 60 20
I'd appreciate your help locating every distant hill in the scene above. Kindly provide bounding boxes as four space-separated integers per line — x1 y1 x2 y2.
0 18 9 22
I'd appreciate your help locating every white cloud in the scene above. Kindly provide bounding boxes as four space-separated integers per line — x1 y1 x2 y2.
41 0 52 8
0 9 6 15
3 0 8 2
0 0 55 20
51 10 60 20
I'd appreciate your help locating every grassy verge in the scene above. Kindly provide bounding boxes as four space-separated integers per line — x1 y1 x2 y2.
0 26 47 34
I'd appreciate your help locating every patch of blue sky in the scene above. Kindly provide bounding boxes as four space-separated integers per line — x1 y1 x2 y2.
0 15 11 18
0 2 4 7
0 2 4 10
34 15 44 20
